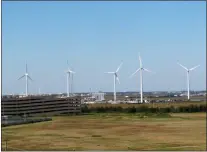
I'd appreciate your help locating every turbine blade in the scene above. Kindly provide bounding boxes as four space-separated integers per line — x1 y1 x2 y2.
138 52 142 67
67 61 73 73
116 75 120 84
143 68 154 73
69 70 75 74
116 62 123 73
105 72 114 74
177 62 188 71
18 75 25 80
28 76 33 81
189 65 200 71
26 64 28 73
129 68 141 78
68 67 71 71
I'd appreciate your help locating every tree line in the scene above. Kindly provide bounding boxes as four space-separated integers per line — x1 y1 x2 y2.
82 104 206 113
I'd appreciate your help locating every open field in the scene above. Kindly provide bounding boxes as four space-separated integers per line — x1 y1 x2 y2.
2 112 206 151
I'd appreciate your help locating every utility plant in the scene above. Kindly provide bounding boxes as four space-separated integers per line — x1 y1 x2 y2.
65 61 75 97
106 62 123 101
130 53 153 103
18 64 33 96
177 61 200 100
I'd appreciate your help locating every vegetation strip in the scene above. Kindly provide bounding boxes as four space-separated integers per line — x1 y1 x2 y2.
82 103 206 113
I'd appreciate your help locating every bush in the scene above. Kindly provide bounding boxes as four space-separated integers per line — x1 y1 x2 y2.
159 108 169 113
170 106 176 113
199 104 206 112
127 107 136 113
82 103 206 114
149 107 157 113
97 107 105 113
116 106 123 112
82 105 90 113
137 105 149 113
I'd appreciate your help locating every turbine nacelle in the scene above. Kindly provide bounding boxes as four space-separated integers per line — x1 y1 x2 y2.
106 62 123 84
130 53 154 78
66 60 75 74
130 53 154 104
105 62 123 101
17 64 33 96
65 60 75 97
177 61 200 72
130 67 153 78
177 61 200 100
66 70 75 74
18 70 33 81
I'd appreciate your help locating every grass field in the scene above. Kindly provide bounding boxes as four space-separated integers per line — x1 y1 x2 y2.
2 113 206 151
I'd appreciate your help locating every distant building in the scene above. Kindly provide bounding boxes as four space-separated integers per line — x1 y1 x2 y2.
92 93 105 101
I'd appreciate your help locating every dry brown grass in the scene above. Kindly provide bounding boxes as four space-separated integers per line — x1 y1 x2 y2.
2 113 206 151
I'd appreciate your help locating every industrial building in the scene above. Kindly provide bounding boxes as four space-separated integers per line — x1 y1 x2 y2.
92 92 105 101
1 96 82 116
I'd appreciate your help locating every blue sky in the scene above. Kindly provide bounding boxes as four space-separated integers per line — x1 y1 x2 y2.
2 1 206 94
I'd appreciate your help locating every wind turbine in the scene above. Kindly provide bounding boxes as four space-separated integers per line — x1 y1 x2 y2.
130 53 153 103
65 61 75 97
18 63 33 96
38 88 41 95
177 61 200 100
70 68 74 95
105 62 123 102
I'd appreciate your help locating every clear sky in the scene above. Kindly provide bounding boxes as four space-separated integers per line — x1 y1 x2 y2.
2 1 206 94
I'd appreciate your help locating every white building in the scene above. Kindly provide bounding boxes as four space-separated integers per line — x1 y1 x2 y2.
92 93 105 101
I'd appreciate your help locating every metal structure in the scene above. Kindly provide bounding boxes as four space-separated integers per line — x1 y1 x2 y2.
18 63 33 96
130 53 153 103
65 60 75 97
177 61 200 100
105 62 123 101
1 96 81 116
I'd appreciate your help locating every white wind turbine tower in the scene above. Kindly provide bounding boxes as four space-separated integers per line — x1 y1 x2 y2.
70 68 74 95
130 53 153 103
65 61 75 97
18 64 33 96
105 62 123 102
38 88 41 95
177 61 200 100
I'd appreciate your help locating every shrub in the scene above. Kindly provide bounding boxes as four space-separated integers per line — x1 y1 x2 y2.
170 106 176 113
199 105 206 112
82 103 206 114
97 107 105 113
82 105 90 113
116 106 123 112
137 105 149 113
127 107 136 113
149 107 157 113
